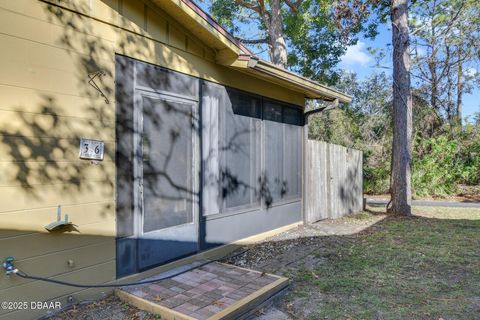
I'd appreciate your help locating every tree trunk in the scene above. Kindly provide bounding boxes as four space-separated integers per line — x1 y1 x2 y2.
457 62 463 126
268 0 288 68
445 45 455 128
390 0 412 216
456 27 463 127
428 0 438 113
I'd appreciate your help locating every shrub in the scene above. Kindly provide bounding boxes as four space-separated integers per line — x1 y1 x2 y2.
412 136 460 197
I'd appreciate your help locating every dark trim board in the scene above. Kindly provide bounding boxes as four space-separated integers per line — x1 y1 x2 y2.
202 201 301 249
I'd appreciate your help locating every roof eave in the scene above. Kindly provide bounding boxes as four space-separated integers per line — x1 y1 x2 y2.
151 0 245 56
234 58 352 104
153 1 352 104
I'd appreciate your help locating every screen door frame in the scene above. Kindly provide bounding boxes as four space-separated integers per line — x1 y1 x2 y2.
133 89 200 270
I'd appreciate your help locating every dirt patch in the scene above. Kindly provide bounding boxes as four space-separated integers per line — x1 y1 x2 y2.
221 212 387 318
45 295 157 320
223 213 386 273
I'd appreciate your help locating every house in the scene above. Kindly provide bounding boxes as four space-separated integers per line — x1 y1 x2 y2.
0 0 351 318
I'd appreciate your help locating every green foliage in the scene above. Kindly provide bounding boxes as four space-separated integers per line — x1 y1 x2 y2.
200 1 480 198
363 155 390 194
310 71 480 197
412 128 480 197
285 0 353 84
412 136 461 196
203 0 363 84
455 127 480 185
208 0 240 33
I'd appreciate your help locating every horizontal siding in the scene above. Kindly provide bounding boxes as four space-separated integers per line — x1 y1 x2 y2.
0 32 113 75
0 7 117 57
0 160 115 187
0 85 114 119
0 181 113 213
0 259 115 318
0 1 304 105
0 110 114 141
0 136 114 162
0 56 115 99
0 239 115 290
0 202 115 234
0 230 34 240
0 232 113 262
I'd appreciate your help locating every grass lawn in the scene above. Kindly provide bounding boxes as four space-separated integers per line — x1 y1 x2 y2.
285 206 480 319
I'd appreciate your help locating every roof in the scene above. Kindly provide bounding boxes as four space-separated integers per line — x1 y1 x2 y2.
151 0 352 104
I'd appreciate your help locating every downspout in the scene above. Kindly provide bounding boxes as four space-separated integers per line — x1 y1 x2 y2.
302 98 339 224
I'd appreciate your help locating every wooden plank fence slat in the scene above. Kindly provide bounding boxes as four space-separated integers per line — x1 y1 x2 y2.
305 140 363 223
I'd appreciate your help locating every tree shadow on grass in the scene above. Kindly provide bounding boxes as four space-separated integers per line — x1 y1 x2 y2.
223 212 480 319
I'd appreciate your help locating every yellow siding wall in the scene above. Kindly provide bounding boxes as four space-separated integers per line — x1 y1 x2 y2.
0 0 304 318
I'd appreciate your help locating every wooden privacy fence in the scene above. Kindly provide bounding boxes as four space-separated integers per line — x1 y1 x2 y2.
305 140 363 223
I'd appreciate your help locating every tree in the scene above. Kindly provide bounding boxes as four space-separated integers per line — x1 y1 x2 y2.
330 0 413 215
390 0 413 215
209 0 302 68
410 0 480 128
208 0 432 215
205 0 364 83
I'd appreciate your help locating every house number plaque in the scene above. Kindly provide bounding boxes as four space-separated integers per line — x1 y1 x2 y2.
79 138 104 160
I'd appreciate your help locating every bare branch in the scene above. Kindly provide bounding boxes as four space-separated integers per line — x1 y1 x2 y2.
284 0 303 13
235 37 269 44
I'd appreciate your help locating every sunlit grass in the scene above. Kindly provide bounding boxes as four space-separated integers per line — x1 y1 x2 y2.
286 206 480 319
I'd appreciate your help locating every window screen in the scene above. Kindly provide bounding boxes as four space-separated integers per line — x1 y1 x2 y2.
227 88 261 119
284 106 304 126
135 61 198 99
220 89 261 210
263 101 283 122
202 83 302 213
202 83 261 214
202 84 222 216
142 96 193 231
264 121 284 201
264 102 302 203
283 124 302 197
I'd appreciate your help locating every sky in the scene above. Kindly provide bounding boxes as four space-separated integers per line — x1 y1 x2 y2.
338 23 479 121
198 2 479 121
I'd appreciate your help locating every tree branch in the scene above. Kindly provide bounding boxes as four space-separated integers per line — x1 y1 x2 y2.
235 37 269 44
234 0 261 14
284 0 303 12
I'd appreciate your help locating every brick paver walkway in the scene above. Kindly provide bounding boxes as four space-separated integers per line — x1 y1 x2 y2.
120 262 280 319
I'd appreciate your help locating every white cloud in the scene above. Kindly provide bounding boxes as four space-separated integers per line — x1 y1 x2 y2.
341 41 372 66
465 67 477 77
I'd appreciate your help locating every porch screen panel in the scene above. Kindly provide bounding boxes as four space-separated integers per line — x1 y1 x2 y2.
135 61 198 99
264 120 284 201
202 83 222 216
264 101 303 203
221 89 261 210
202 83 261 215
142 96 193 231
284 123 302 198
